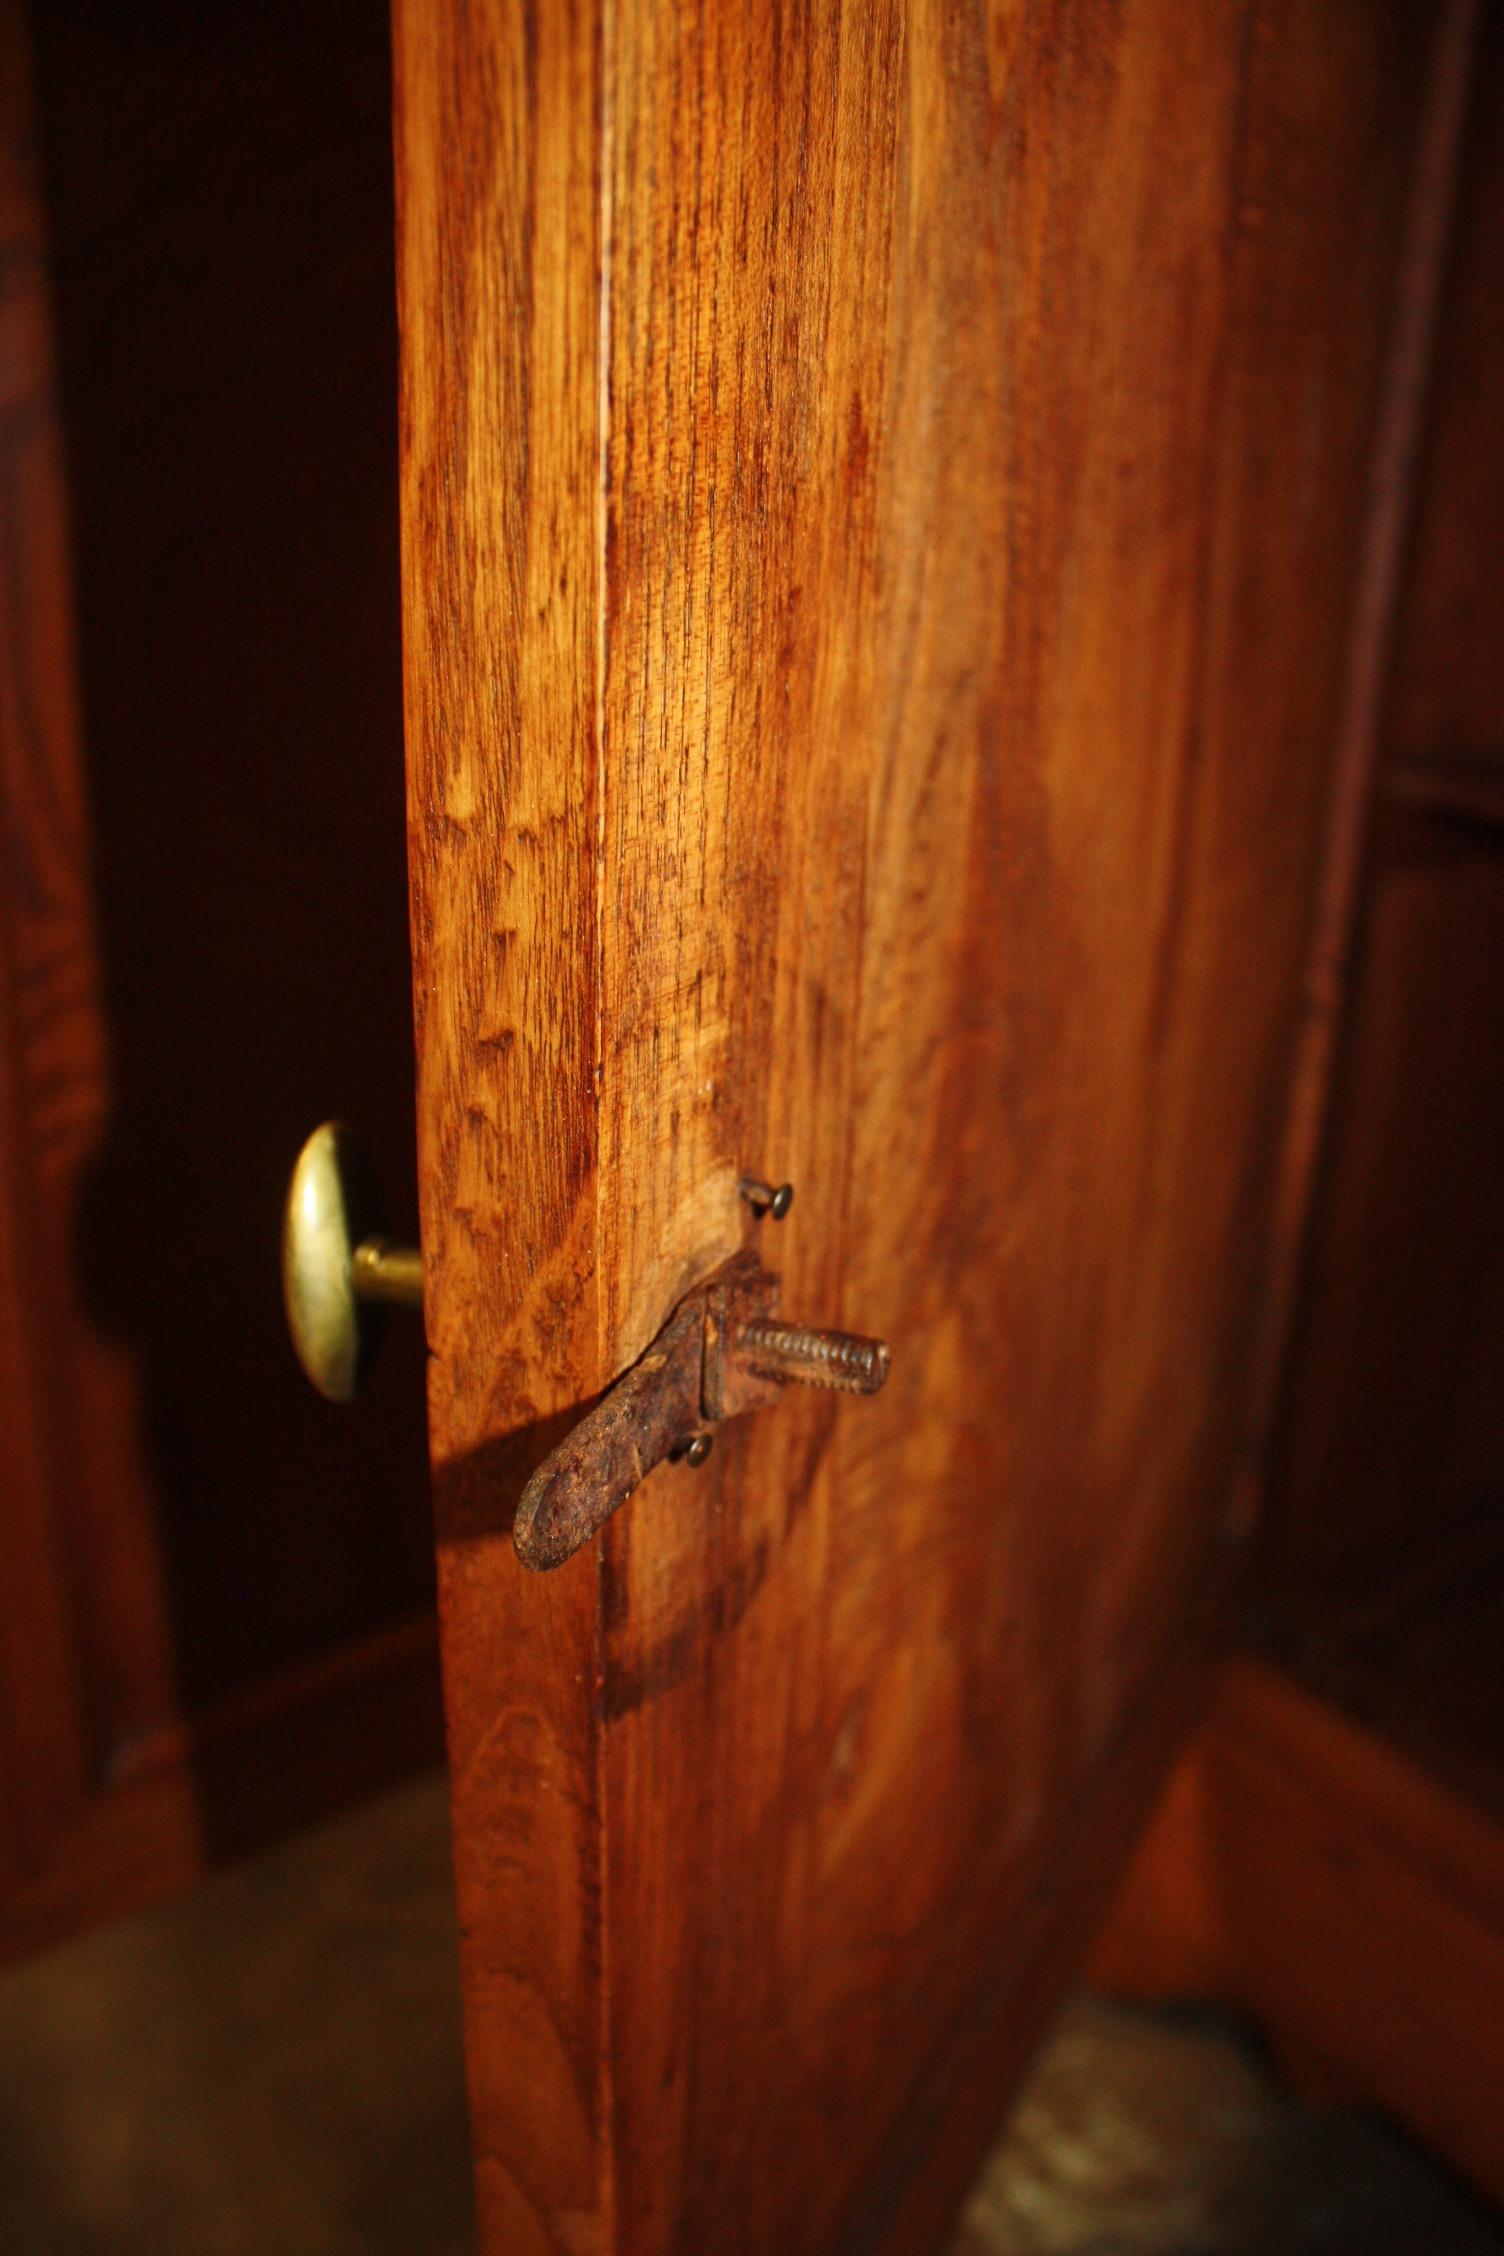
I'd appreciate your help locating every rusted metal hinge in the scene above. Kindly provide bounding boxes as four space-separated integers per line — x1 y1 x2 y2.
514 1250 889 1571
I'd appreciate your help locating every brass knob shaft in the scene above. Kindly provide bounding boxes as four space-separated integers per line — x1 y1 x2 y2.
282 1122 423 1401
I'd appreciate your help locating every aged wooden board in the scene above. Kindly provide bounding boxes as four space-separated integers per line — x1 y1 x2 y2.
394 4 1434 2249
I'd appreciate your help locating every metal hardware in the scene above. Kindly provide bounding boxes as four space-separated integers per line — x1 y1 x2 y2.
513 1251 889 1572
734 1317 889 1394
739 1175 794 1220
350 1236 425 1307
282 1122 423 1402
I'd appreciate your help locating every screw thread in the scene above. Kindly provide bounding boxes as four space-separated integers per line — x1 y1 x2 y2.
737 1319 890 1396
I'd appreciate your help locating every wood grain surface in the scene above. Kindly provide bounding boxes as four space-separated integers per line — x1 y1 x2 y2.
394 5 1439 2250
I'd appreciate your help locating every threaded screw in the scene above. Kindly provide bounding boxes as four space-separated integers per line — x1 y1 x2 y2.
735 1318 890 1396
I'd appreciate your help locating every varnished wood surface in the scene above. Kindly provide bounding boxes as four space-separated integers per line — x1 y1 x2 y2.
1091 1657 1504 2211
395 6 1439 2251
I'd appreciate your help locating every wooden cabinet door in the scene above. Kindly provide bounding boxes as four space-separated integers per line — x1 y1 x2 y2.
392 3 1443 2249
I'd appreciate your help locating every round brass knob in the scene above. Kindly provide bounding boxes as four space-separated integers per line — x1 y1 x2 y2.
282 1122 423 1402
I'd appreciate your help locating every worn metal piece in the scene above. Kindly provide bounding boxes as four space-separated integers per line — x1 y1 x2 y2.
739 1175 795 1220
513 1249 890 1571
513 1296 705 1571
283 1123 424 1402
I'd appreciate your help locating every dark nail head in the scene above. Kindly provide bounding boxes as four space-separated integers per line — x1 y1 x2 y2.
740 1175 795 1219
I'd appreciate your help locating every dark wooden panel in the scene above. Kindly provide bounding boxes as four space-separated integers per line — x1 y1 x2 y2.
1257 817 1504 1817
395 4 1439 2251
0 0 441 1948
1256 10 1504 1820
1389 5 1504 766
1388 751 1504 832
0 0 96 1885
25 0 433 1739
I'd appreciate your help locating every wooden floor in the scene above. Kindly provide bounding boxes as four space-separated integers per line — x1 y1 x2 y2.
957 1994 1502 2256
0 1774 474 2256
0 1769 1499 2255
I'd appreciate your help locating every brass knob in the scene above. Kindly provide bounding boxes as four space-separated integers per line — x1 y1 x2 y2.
282 1122 423 1402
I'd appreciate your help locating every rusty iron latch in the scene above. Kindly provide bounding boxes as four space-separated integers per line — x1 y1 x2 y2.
513 1250 890 1571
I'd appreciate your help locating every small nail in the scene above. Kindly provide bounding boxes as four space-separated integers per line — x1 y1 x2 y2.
739 1176 794 1220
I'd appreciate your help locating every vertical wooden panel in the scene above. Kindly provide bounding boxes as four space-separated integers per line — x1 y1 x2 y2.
594 8 1434 2251
396 4 1439 2251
